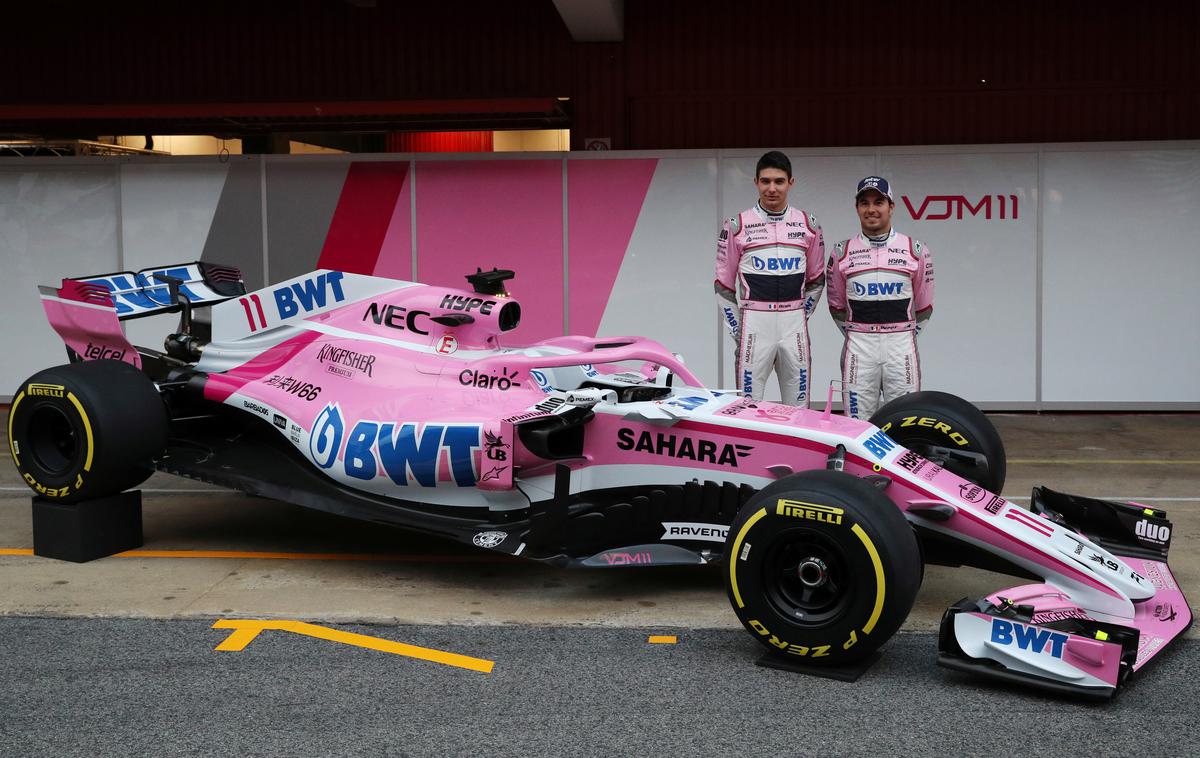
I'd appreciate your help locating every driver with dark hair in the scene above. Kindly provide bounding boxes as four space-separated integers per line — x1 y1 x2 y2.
827 176 934 419
715 151 826 406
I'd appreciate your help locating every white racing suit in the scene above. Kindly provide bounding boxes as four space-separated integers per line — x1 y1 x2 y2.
826 229 934 419
714 203 825 406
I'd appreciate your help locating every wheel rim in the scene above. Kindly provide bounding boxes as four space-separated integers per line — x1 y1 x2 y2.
27 405 79 475
762 529 853 626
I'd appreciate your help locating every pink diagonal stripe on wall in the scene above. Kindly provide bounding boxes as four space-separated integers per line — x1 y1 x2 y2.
371 164 414 281
317 162 409 274
416 159 563 343
567 159 658 336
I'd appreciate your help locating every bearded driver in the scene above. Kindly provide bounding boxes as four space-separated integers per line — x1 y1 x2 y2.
714 151 826 406
827 176 934 419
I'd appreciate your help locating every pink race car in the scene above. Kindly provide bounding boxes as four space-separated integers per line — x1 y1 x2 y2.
9 263 1190 699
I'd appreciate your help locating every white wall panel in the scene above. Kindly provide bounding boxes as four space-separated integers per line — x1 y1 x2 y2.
0 166 119 394
2 144 1197 408
120 162 230 350
879 150 1039 403
1042 148 1200 403
597 158 720 386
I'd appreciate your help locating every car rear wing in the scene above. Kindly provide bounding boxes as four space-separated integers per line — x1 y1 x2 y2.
36 262 246 368
68 262 246 320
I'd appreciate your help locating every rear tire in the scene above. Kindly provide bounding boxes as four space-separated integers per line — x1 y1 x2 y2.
870 390 1006 492
9 360 166 502
725 470 921 665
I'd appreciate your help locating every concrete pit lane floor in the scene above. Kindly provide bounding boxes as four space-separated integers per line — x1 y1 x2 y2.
1 411 1198 756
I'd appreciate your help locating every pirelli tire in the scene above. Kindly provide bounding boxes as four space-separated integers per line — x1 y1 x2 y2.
725 470 921 665
869 390 1007 493
8 360 167 503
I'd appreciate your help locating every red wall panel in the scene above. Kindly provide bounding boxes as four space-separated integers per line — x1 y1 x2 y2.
2 1 573 103
3 1 1197 149
605 0 1200 149
570 43 626 150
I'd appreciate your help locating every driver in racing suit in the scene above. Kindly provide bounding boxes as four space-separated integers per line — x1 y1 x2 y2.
827 176 934 419
715 151 826 407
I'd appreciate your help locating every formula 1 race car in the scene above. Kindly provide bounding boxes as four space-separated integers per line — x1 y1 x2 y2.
10 263 1191 699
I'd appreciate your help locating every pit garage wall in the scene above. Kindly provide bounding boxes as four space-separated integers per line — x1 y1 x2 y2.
1 143 1197 409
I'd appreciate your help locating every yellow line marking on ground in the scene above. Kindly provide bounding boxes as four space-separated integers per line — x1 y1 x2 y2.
647 635 677 644
212 619 494 673
214 626 262 652
1009 459 1200 465
0 549 33 556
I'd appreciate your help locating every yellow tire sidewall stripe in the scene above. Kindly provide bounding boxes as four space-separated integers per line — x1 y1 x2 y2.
851 523 886 635
65 391 94 472
728 507 768 609
8 390 24 466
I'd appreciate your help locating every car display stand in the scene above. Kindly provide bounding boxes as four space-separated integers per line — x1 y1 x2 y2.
31 491 143 563
755 650 882 683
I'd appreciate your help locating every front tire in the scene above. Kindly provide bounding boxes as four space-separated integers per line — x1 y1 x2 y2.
725 470 921 665
9 360 166 502
870 390 1006 492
